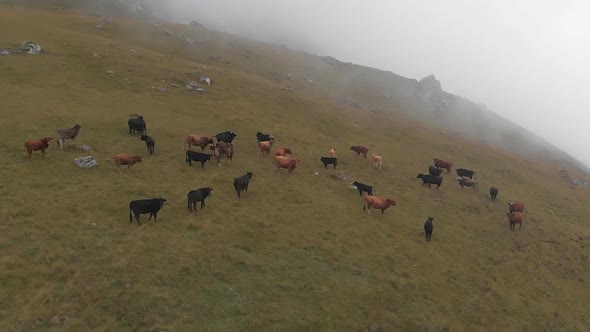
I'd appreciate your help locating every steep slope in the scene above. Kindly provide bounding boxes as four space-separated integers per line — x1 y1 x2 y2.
1 6 589 331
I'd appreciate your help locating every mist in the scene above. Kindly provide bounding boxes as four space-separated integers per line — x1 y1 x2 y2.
150 0 590 166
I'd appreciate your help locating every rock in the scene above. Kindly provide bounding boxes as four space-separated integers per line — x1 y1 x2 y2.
190 20 204 28
330 171 352 181
200 76 212 85
170 83 180 88
186 81 204 93
282 87 294 92
165 30 174 37
73 144 93 152
151 23 162 29
152 86 168 93
20 41 42 55
185 38 196 46
92 52 101 58
417 74 442 91
106 71 116 77
96 23 105 29
74 156 98 168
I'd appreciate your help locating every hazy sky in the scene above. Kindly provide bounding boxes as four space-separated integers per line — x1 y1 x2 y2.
155 0 590 165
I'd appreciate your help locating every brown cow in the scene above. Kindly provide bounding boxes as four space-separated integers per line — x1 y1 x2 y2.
363 195 397 215
275 156 300 173
457 176 478 191
372 153 384 170
508 201 525 213
328 147 336 157
184 135 214 151
24 137 53 159
211 142 234 166
350 145 369 158
57 124 82 150
507 212 524 231
433 158 453 173
107 154 142 174
275 147 292 157
257 140 273 157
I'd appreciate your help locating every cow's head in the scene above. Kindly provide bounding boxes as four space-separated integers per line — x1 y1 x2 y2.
417 174 424 179
134 155 143 162
246 171 253 179
138 115 144 120
74 124 81 130
159 198 167 207
427 216 433 222
209 143 217 150
140 135 149 141
206 154 213 160
42 137 53 143
387 198 397 206
284 148 292 154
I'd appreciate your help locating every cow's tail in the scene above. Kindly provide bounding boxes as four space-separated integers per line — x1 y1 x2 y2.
129 207 132 222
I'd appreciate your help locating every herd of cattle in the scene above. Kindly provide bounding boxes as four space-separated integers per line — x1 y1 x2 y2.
22 115 527 240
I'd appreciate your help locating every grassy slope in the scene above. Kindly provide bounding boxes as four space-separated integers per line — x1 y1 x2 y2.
1 7 589 331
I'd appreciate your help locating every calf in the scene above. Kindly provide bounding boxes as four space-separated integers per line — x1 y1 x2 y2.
424 217 434 242
186 151 213 168
187 187 213 212
233 171 253 198
140 135 155 155
416 173 443 189
56 124 81 150
128 116 146 136
129 198 166 225
256 131 274 142
363 195 397 215
456 168 476 180
320 156 338 169
433 158 452 173
372 153 384 170
328 147 336 157
506 212 524 231
351 181 374 196
275 156 300 173
24 137 53 159
184 135 214 151
275 147 292 157
508 201 525 213
108 154 142 174
350 145 369 158
457 176 478 191
211 142 234 166
428 165 443 176
490 187 499 201
258 140 273 157
215 131 237 144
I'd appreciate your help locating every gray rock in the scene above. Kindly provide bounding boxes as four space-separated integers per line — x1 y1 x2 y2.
20 41 42 55
74 156 98 168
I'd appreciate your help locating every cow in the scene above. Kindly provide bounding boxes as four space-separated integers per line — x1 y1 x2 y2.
457 176 478 191
258 140 273 157
275 156 300 173
107 154 142 174
210 142 234 166
490 187 499 201
372 153 384 170
428 165 443 176
256 131 274 142
508 201 525 213
56 124 81 150
187 187 213 212
128 116 146 136
129 198 166 225
351 181 374 196
24 137 53 159
328 147 336 157
424 217 434 242
350 145 369 158
363 195 397 215
416 173 443 189
233 171 253 198
184 135 214 151
320 156 337 169
433 158 452 173
140 135 155 155
506 212 524 231
186 151 213 168
215 131 237 144
275 147 292 157
456 168 476 180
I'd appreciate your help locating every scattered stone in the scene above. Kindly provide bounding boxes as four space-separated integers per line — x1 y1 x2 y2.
152 86 168 93
186 81 205 93
170 83 180 88
96 23 105 29
151 23 162 29
307 79 314 84
330 171 352 181
282 87 294 92
185 38 196 46
20 41 42 55
72 144 94 152
190 20 204 28
130 49 136 53
74 156 98 168
165 30 174 37
92 52 101 58
106 71 116 77
200 75 212 85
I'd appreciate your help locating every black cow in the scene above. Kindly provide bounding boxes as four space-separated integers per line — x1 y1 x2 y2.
320 156 337 169
424 217 434 242
256 131 274 142
352 181 374 196
186 151 213 168
428 165 443 176
233 171 253 198
128 116 146 136
417 173 443 189
490 187 499 201
140 135 155 155
129 198 166 225
215 131 237 144
187 187 213 212
456 168 476 180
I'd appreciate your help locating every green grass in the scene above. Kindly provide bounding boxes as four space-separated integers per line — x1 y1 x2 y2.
1 7 590 331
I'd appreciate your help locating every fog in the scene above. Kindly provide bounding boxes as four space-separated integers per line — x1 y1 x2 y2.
152 0 590 166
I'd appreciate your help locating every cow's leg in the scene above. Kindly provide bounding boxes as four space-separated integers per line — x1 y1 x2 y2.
134 213 141 225
381 209 384 216
201 200 205 208
116 165 122 175
519 222 521 230
153 212 157 222
201 162 205 168
149 212 153 221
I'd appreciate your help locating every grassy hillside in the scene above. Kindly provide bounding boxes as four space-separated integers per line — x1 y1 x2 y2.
1 7 590 331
